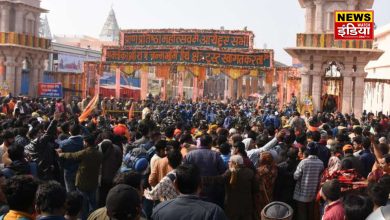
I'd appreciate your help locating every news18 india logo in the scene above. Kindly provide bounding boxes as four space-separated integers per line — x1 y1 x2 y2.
334 11 374 40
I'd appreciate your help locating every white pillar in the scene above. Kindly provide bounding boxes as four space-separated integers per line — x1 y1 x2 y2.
314 0 324 33
342 76 353 114
312 75 322 113
15 9 24 33
0 6 10 32
300 72 311 99
15 64 22 96
29 58 39 97
5 57 16 96
353 76 365 118
305 2 315 33
35 15 40 37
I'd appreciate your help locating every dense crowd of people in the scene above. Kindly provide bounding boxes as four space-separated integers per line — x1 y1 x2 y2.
0 94 389 220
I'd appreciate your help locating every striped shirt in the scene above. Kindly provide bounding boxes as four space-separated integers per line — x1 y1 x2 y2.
293 155 324 202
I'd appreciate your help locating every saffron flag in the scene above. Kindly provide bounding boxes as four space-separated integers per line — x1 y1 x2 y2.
79 94 99 122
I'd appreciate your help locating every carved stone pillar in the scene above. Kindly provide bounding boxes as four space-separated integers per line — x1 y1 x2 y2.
312 75 322 113
314 0 324 33
0 6 10 32
300 70 311 100
342 75 353 114
15 9 24 33
353 75 366 118
29 57 41 97
35 15 40 37
305 2 315 33
5 56 16 95
15 63 22 95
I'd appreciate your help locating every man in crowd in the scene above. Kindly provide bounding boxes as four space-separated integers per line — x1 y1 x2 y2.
293 143 324 220
183 134 226 207
151 164 227 220
58 135 103 220
35 181 67 220
1 175 39 220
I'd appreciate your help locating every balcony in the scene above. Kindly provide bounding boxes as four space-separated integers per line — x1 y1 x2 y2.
296 33 373 49
8 0 40 8
0 32 51 50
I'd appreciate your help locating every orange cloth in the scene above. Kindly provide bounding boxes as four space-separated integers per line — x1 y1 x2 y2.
4 210 34 220
148 157 173 187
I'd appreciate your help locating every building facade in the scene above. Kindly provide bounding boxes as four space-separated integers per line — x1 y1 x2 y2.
0 0 50 96
364 24 390 113
44 42 100 101
285 0 383 117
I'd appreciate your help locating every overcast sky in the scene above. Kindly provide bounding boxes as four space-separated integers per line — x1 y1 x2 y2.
41 0 390 64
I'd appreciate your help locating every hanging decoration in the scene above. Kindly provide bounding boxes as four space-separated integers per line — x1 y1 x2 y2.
250 70 258 77
212 68 221 75
177 65 186 72
156 65 170 79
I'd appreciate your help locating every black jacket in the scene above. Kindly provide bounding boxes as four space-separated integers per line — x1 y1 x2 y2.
25 119 61 181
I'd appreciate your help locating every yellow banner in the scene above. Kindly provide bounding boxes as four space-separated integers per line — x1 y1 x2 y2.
335 11 373 22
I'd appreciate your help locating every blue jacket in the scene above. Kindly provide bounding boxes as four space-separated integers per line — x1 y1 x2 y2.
57 136 83 172
359 149 375 177
183 148 226 206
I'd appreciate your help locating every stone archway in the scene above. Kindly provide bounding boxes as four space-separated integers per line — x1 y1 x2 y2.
321 60 344 113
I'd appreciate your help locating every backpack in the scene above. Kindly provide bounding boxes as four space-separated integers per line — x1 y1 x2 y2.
122 147 149 172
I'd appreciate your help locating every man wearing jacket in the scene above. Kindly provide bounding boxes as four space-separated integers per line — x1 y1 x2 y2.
57 123 83 192
183 133 226 207
25 113 61 181
152 164 227 220
59 135 103 220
